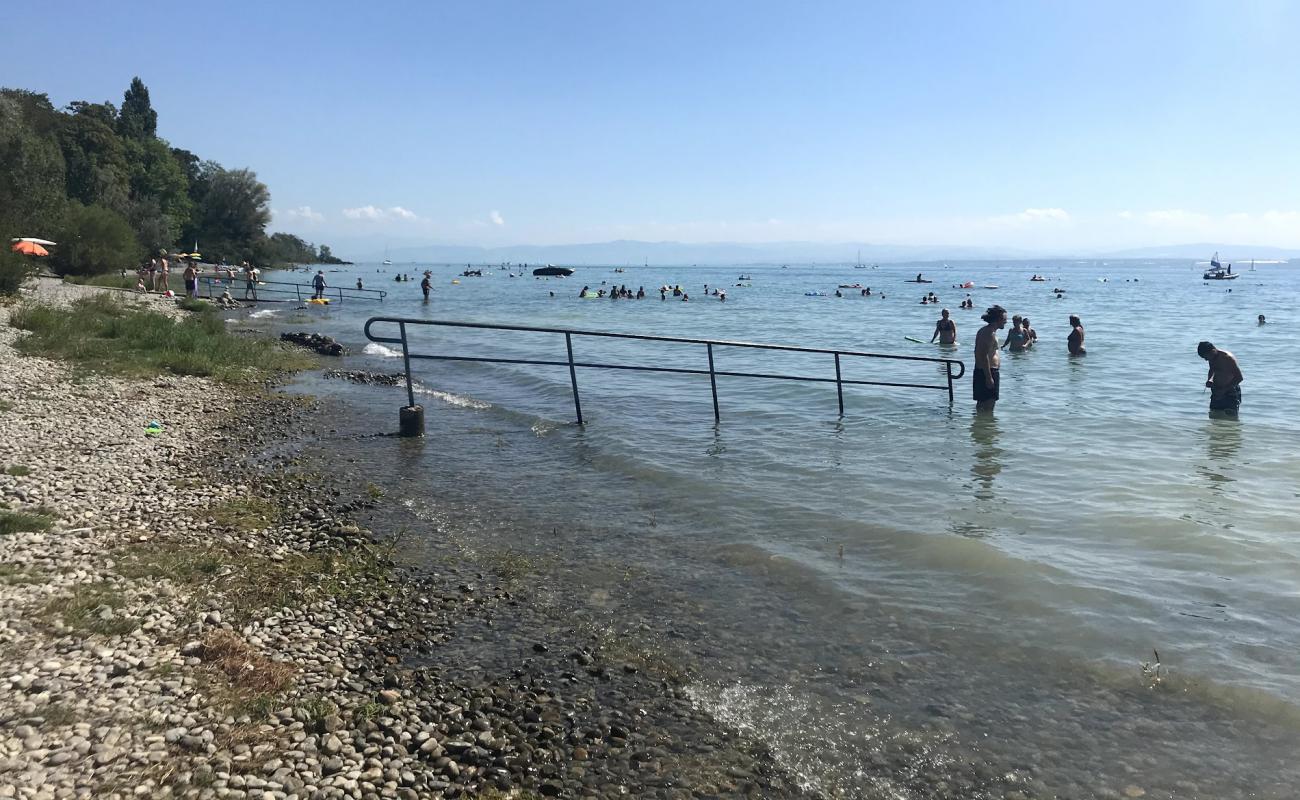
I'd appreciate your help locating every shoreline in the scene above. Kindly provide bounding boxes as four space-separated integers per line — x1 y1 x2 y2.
0 281 811 799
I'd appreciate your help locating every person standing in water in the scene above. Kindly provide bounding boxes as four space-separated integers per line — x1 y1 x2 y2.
312 270 327 300
420 272 432 302
1002 314 1028 351
931 308 957 344
973 306 1006 410
1198 341 1243 415
1068 315 1086 355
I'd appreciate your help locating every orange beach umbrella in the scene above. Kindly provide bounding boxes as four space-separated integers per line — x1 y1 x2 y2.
11 241 49 256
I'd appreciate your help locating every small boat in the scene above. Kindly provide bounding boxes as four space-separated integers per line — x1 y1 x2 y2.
838 283 862 289
462 269 483 277
956 281 975 289
613 268 625 273
1029 275 1045 282
738 274 753 280
532 265 575 277
1203 253 1238 280
804 291 828 296
982 284 999 289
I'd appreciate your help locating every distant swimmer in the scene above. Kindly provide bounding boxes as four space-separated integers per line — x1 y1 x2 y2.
931 308 957 344
356 278 364 290
1199 341 1243 415
579 285 590 298
681 292 690 302
1258 314 1266 325
719 289 726 302
1068 315 1086 355
1002 314 1028 352
973 306 1007 410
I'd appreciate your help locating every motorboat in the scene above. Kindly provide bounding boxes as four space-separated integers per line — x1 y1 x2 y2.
532 265 575 277
1203 253 1238 280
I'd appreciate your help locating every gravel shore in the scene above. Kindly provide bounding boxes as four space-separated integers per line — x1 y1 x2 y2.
0 282 811 799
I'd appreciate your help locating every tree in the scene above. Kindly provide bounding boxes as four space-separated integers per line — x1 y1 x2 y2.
191 166 270 262
117 77 157 141
0 91 67 235
49 202 143 276
57 102 130 212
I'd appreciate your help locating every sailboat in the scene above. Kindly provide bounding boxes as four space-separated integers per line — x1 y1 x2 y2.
854 249 866 268
382 244 392 266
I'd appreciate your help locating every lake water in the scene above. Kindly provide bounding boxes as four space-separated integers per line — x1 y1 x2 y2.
235 259 1298 798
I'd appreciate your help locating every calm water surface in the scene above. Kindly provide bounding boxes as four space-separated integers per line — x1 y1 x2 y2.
241 259 1298 798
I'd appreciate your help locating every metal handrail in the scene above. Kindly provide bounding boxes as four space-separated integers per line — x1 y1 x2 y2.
364 317 965 425
199 276 387 303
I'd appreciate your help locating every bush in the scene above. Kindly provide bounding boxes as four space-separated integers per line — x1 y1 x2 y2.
9 294 314 383
48 202 144 277
0 248 33 297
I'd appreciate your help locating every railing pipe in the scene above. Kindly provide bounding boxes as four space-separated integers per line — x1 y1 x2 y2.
834 353 844 416
706 343 720 423
565 332 583 424
362 317 965 429
398 321 416 409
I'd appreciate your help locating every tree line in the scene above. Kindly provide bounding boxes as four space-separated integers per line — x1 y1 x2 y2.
0 77 344 275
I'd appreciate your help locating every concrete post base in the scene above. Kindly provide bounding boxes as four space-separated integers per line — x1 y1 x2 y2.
399 405 425 437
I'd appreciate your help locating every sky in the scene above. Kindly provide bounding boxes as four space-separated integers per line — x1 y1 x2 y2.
4 1 1299 257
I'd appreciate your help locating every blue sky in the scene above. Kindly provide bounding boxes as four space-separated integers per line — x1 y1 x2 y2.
5 1 1299 255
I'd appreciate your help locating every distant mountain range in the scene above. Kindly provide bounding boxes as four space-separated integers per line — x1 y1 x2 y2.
335 239 1298 265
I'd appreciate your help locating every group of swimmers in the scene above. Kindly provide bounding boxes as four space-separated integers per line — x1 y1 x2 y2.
575 283 729 302
579 284 647 299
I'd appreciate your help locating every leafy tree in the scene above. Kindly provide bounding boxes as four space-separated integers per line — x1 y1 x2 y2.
117 77 157 141
58 102 130 213
192 166 270 263
125 137 191 250
48 202 143 276
0 91 67 235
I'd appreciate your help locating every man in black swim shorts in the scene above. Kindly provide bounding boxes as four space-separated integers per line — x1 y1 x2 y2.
973 305 1006 409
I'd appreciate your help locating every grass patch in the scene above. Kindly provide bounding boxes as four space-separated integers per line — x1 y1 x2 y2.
176 297 210 312
9 294 314 383
115 540 390 625
42 582 137 636
206 496 283 532
202 630 297 694
36 703 80 727
5 465 31 476
0 563 46 585
0 508 54 536
0 400 12 413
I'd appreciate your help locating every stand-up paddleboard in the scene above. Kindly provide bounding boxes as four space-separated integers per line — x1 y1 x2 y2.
904 336 926 344
904 279 933 283
982 284 999 289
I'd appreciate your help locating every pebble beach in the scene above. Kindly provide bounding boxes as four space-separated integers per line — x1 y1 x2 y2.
0 279 807 799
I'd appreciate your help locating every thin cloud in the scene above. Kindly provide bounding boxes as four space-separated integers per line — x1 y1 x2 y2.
280 205 324 223
989 207 1071 226
489 210 505 226
342 205 421 222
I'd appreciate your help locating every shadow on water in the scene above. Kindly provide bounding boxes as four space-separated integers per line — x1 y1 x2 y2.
968 410 1002 502
1198 417 1243 503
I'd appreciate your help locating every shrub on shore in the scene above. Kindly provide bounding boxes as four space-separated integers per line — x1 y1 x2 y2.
9 294 313 382
0 250 33 297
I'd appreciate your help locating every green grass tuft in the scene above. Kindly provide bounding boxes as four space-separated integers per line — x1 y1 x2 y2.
9 294 313 383
5 465 31 476
0 509 54 535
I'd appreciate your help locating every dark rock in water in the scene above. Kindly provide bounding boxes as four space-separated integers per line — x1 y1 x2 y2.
323 369 403 386
281 331 345 356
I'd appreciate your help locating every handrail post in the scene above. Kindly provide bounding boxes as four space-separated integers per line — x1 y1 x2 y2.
706 343 720 423
946 361 954 404
565 332 583 424
834 353 844 416
295 284 301 301
397 321 424 436
337 287 344 304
